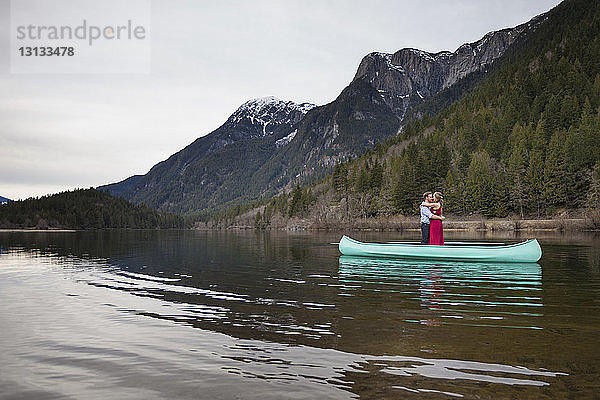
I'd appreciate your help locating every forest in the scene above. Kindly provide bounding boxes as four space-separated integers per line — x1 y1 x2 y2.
212 0 600 228
0 188 186 229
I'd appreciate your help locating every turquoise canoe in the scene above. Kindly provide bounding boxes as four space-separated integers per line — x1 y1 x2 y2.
338 236 542 263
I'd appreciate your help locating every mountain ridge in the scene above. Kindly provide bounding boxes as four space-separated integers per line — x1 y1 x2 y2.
100 8 550 214
100 96 316 213
353 12 547 119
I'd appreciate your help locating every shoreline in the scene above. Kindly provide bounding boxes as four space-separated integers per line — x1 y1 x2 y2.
0 229 79 233
209 217 600 232
2 218 598 233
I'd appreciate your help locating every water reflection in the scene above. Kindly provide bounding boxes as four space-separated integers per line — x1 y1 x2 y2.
339 256 543 330
2 231 593 399
0 248 567 400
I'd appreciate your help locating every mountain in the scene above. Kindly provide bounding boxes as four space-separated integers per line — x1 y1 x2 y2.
354 13 546 119
258 18 547 189
254 78 400 187
0 196 11 205
236 0 600 227
101 10 548 214
101 97 316 213
0 188 186 229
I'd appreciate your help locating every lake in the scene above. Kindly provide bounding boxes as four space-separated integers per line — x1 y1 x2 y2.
1 230 599 399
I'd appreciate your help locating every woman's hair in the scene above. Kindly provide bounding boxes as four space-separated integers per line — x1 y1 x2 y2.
433 192 443 205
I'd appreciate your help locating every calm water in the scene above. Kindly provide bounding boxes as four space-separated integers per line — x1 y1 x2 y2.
1 230 599 399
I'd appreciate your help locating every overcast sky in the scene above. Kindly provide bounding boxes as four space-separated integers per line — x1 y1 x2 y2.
0 0 562 200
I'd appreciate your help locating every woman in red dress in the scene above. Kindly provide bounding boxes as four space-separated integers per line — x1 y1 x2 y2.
428 192 444 245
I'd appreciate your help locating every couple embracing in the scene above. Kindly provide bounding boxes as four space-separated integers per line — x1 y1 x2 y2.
419 191 444 245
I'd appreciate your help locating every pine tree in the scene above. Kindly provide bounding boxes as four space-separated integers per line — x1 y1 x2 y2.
465 151 497 217
254 210 263 229
526 121 546 217
392 156 419 215
355 163 371 193
544 131 569 208
508 145 528 218
369 159 384 191
507 123 531 218
288 185 303 217
587 161 600 206
332 164 348 194
444 166 466 214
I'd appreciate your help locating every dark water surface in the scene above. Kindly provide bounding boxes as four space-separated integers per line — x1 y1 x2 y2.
1 230 599 399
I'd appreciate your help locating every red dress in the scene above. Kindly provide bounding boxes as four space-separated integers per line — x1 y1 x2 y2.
429 207 444 245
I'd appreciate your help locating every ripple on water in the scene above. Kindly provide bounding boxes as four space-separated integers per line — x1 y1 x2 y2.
0 240 580 399
338 256 545 330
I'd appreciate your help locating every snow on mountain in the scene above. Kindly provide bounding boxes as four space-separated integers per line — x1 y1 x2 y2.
275 129 297 148
229 96 316 136
101 96 318 212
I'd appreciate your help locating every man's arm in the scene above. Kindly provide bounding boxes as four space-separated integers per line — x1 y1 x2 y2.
421 205 434 219
430 214 445 220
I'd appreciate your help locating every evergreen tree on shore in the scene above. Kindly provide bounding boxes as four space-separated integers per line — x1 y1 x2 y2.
0 189 186 229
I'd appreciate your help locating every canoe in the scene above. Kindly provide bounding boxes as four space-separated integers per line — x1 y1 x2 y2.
338 236 542 263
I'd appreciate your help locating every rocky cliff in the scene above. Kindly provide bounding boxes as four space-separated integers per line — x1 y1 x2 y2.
353 13 547 118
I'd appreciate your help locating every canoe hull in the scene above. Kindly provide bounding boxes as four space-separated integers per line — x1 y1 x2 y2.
338 236 542 263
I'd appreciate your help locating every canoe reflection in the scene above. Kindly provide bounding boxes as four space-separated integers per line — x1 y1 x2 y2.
339 256 543 329
339 255 541 279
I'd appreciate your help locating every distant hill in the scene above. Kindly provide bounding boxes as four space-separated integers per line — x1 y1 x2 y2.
0 188 186 229
0 196 11 205
100 97 316 213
